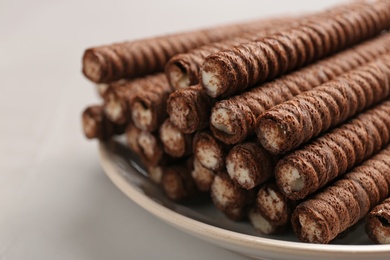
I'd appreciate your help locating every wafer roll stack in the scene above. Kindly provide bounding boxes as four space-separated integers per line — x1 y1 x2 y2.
82 17 287 83
159 119 193 158
257 55 390 154
193 130 230 172
191 158 215 192
291 145 390 243
226 142 279 189
211 172 256 221
365 197 390 244
103 74 166 124
201 1 390 98
167 85 215 133
276 100 390 201
82 105 125 140
249 182 295 234
131 75 173 132
210 33 390 144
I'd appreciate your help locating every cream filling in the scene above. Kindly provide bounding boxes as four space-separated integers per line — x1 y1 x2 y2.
132 102 152 130
259 121 285 152
105 95 123 122
97 83 109 96
298 212 323 243
248 209 275 234
148 166 163 184
201 69 220 98
169 100 190 129
226 154 253 188
211 108 234 134
160 126 183 151
278 164 304 195
138 133 154 158
212 175 234 208
197 146 219 170
260 188 284 221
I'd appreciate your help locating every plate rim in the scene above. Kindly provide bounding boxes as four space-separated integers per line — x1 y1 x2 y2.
98 142 390 258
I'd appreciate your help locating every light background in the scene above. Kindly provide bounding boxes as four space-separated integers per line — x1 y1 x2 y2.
0 0 343 259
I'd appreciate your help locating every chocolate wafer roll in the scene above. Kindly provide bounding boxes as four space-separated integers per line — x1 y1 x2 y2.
275 100 390 201
210 33 390 144
162 158 198 202
137 130 170 166
201 1 390 98
249 182 295 234
131 75 173 132
365 197 390 244
211 171 256 221
146 164 164 185
191 158 215 192
97 83 109 98
82 105 125 141
291 145 390 244
103 75 164 124
226 142 279 189
257 55 390 154
167 85 215 133
193 130 230 172
82 18 285 83
125 122 142 154
159 119 193 158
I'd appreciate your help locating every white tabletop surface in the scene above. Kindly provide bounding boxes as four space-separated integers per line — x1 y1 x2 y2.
1 0 342 259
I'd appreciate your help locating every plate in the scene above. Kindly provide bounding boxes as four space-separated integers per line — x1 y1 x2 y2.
98 139 390 260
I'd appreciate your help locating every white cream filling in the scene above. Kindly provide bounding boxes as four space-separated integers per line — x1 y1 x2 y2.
97 83 109 96
299 213 323 242
259 122 285 152
148 166 163 184
105 95 123 122
169 100 190 129
279 164 304 195
260 189 283 221
132 102 152 130
212 175 234 207
211 108 234 134
138 133 154 158
197 146 219 169
374 226 390 244
226 153 254 188
160 126 183 151
248 209 275 234
201 69 220 98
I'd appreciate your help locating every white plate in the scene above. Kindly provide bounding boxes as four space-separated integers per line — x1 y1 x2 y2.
99 139 390 260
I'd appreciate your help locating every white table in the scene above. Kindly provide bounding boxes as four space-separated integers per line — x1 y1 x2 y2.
0 0 341 259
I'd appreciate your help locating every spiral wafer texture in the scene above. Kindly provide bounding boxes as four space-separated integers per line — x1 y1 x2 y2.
201 1 390 98
275 100 390 201
131 74 173 132
257 54 390 154
191 158 215 192
291 145 390 243
365 197 390 244
82 17 287 83
210 33 390 145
